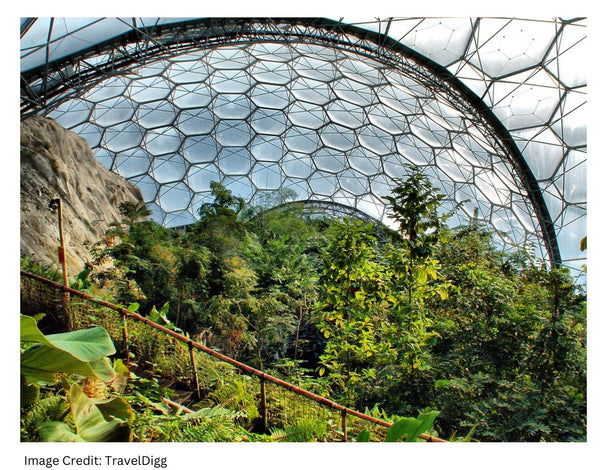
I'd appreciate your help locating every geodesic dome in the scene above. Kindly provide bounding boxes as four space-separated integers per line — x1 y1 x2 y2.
20 17 587 279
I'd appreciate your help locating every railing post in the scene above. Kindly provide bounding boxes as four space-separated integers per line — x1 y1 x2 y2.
50 198 71 329
61 286 72 330
341 408 348 442
56 198 68 289
121 310 130 367
188 342 201 399
260 376 268 432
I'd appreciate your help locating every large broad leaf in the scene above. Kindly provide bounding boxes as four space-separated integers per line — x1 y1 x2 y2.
21 346 116 382
385 410 440 442
385 417 421 442
20 315 116 383
21 315 115 360
39 421 83 442
40 384 130 442
45 328 116 361
412 410 440 440
20 315 52 346
94 396 133 423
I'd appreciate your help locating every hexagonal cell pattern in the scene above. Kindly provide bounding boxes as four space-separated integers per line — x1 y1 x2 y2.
42 39 552 263
20 18 586 277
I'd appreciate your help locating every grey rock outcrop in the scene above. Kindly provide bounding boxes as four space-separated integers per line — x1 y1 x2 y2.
20 116 144 276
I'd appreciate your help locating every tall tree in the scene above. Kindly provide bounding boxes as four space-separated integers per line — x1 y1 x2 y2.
317 218 397 406
383 165 449 372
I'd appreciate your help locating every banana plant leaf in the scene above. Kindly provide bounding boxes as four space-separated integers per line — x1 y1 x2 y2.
40 384 130 442
20 315 116 383
385 410 440 442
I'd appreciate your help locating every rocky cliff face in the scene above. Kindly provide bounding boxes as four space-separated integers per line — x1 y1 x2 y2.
20 116 144 276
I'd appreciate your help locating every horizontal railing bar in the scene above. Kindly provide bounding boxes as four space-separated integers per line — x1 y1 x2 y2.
162 397 193 414
20 270 445 442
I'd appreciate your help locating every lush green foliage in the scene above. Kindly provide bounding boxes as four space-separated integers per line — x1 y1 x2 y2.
428 222 586 441
21 253 63 282
317 218 397 407
20 315 131 442
21 171 587 442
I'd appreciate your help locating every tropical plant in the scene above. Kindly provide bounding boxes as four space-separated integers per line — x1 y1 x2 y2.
428 222 587 441
39 382 131 442
20 315 132 442
317 218 397 407
382 165 449 373
355 410 440 442
21 314 117 383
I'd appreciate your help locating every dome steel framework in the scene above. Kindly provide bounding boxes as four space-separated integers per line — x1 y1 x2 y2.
20 17 587 277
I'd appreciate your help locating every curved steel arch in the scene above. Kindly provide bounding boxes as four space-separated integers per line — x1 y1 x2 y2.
20 17 561 267
255 198 388 226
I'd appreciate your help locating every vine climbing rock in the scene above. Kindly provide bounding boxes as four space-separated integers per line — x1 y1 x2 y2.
20 116 144 275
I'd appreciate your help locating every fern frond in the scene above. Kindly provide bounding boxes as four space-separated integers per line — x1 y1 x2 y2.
197 377 259 422
21 395 69 441
268 419 328 442
169 406 246 442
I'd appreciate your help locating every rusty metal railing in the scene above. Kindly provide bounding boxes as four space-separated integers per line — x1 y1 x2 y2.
20 270 445 442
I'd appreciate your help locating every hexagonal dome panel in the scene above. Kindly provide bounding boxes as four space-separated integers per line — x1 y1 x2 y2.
20 17 587 280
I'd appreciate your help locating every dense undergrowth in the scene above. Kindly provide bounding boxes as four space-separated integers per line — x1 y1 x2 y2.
20 167 586 442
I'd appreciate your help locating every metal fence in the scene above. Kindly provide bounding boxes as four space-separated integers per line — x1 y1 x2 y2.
20 270 444 442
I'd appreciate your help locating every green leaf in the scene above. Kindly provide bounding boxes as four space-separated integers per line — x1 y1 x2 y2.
127 302 140 312
355 429 371 442
45 327 116 361
385 417 421 442
20 315 116 383
40 384 130 442
39 421 82 442
20 315 50 346
88 358 119 382
416 268 428 284
94 396 133 422
437 284 449 300
149 305 160 322
69 385 129 441
21 346 116 383
412 410 440 440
